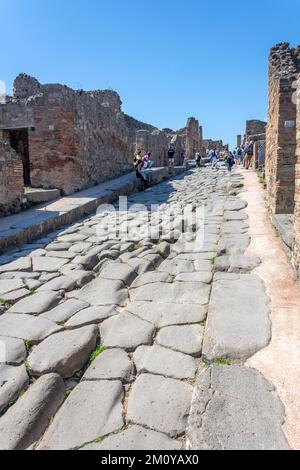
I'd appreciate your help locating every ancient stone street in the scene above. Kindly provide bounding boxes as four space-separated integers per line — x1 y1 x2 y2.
0 165 296 450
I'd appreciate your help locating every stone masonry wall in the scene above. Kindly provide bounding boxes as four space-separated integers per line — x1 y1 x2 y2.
293 73 300 275
0 140 24 216
266 43 300 214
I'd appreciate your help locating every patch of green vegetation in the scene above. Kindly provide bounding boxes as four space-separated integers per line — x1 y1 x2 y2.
24 340 30 352
18 389 26 398
24 361 31 375
200 321 207 327
215 358 231 366
116 425 129 434
0 299 13 309
274 228 280 238
133 242 142 251
89 345 105 365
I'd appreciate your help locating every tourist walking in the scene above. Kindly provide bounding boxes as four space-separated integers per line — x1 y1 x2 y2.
195 151 201 168
134 150 149 189
226 152 235 172
210 150 219 169
168 146 176 167
245 141 254 170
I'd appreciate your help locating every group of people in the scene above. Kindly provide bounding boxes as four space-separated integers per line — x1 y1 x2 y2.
233 142 254 170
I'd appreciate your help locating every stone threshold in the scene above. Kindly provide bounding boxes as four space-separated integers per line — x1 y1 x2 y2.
0 167 185 254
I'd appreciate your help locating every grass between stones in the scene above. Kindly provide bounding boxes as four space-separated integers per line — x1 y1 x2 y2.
0 298 13 309
89 345 105 365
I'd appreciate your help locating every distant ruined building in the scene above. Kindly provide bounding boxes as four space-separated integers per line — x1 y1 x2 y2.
0 74 207 216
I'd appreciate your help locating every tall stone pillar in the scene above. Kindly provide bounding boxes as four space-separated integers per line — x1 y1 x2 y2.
237 135 242 147
185 117 200 158
265 43 300 214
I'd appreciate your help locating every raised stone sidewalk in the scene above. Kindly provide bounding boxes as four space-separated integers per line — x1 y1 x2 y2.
0 167 185 254
0 166 291 450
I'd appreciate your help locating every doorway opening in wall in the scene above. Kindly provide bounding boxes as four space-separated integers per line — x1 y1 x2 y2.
9 128 31 186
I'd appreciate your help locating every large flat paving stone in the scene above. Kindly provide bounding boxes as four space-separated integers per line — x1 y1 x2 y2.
218 234 251 255
66 306 118 328
41 299 89 323
28 325 98 378
37 276 75 292
32 256 69 272
0 257 32 273
187 365 290 450
215 255 261 273
74 278 129 307
133 345 197 380
127 374 193 438
224 199 248 211
126 302 207 327
38 380 124 450
0 374 65 450
202 273 271 361
131 271 173 289
101 313 155 351
82 425 181 450
99 263 137 286
0 336 27 365
175 272 213 284
8 291 61 316
224 211 249 221
156 325 204 357
0 314 61 344
159 258 194 276
131 282 210 305
0 364 29 413
83 348 133 382
0 279 25 296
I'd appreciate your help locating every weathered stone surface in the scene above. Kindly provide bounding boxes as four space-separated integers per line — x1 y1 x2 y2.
28 325 98 378
0 314 61 344
224 200 248 211
41 299 89 323
131 271 172 289
127 374 193 437
175 272 213 284
57 234 87 243
38 380 124 450
37 276 75 292
60 269 93 287
32 257 68 272
131 282 210 305
0 279 25 296
224 211 249 221
74 278 129 307
0 288 31 303
193 259 213 272
159 258 194 276
156 325 204 357
99 263 137 286
187 365 290 450
66 306 118 328
0 257 32 273
0 374 65 450
215 255 261 273
134 345 197 379
0 336 27 365
126 302 207 327
125 258 154 275
203 273 271 361
82 425 181 450
218 234 251 255
8 291 61 315
83 348 133 382
222 221 249 235
101 312 155 351
0 364 29 413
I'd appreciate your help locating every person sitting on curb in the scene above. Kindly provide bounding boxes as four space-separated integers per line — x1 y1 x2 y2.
134 150 149 190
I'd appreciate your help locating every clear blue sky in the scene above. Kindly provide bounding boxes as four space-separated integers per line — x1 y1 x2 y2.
1 0 300 148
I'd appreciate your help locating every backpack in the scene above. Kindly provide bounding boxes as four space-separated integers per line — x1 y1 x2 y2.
246 145 253 155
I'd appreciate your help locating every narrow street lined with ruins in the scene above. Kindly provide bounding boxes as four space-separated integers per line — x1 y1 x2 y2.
0 164 297 450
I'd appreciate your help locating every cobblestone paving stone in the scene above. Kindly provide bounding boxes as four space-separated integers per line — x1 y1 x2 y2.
0 167 289 450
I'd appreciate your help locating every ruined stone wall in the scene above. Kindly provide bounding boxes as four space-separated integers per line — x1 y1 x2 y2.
246 120 267 139
185 117 201 158
0 140 24 216
266 43 300 214
293 73 300 274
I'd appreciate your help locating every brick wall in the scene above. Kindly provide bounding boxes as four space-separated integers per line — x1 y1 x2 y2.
293 73 300 274
0 140 24 216
266 43 300 214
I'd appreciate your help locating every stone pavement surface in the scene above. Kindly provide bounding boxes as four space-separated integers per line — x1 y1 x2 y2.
0 166 291 450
